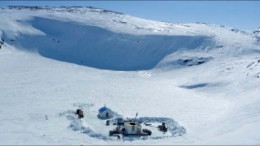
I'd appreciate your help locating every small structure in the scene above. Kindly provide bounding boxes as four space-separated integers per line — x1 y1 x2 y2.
98 106 114 119
123 121 142 135
109 120 152 137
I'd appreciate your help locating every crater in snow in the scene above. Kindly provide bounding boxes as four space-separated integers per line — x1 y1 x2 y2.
8 17 214 71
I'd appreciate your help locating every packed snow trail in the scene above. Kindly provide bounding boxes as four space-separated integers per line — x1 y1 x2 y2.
59 104 186 142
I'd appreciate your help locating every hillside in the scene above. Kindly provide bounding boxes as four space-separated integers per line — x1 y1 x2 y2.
0 6 260 145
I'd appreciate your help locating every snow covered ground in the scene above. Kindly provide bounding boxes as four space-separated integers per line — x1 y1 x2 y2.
0 6 260 145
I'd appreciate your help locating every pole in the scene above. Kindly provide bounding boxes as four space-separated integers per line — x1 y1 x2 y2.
134 112 138 122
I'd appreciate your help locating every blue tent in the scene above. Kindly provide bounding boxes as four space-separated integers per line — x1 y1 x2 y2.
98 106 110 113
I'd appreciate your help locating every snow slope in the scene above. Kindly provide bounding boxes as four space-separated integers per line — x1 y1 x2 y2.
0 6 260 145
1 6 259 71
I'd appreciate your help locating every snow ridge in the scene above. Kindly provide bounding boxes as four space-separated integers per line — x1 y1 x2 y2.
1 6 259 70
7 5 124 15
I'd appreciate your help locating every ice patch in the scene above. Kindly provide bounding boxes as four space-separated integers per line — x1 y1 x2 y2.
180 83 209 89
157 56 214 70
179 82 223 89
177 56 214 67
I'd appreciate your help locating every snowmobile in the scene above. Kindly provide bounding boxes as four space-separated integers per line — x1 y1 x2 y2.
76 108 84 119
158 122 167 132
